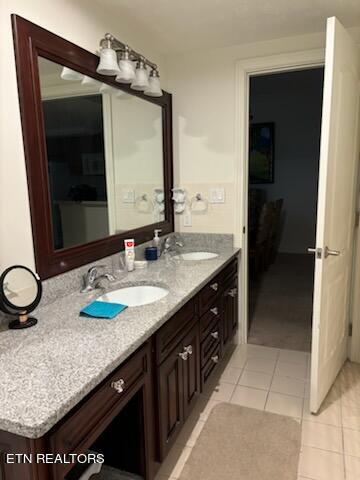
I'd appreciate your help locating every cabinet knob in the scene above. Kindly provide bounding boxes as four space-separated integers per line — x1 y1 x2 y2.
210 282 218 291
211 355 219 364
210 331 219 339
184 345 193 355
210 307 219 316
111 378 125 393
179 351 188 361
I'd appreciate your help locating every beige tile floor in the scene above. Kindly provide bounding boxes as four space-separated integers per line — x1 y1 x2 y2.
155 343 360 480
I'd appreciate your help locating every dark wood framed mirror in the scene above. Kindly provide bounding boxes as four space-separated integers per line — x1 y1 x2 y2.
12 15 174 279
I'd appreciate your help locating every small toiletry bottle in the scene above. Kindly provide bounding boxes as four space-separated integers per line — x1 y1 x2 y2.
124 239 135 272
153 229 162 258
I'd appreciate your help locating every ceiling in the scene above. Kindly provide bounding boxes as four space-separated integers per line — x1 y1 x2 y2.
95 0 360 55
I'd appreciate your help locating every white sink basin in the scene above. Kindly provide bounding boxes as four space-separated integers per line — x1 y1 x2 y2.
174 251 219 261
97 285 169 307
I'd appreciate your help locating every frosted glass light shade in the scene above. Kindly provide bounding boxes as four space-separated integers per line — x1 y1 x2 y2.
115 59 135 83
100 83 116 94
131 62 149 91
144 74 162 97
81 75 100 88
60 67 84 81
96 48 120 76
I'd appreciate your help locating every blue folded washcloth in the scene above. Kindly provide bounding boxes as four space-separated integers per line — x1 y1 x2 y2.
80 300 127 319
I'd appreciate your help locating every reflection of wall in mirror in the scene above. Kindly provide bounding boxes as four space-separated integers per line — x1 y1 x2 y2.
58 201 109 248
4 269 37 307
38 57 165 242
107 95 164 232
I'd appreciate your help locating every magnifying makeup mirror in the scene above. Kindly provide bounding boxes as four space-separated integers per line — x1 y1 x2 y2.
0 265 42 329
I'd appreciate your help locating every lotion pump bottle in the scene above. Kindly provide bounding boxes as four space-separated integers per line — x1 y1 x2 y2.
153 229 162 257
124 239 135 272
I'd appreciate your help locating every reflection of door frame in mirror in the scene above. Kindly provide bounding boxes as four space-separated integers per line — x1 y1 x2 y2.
12 15 174 279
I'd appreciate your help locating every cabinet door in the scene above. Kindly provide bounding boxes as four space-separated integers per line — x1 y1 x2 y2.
230 278 238 337
158 343 184 460
182 322 201 419
222 277 238 349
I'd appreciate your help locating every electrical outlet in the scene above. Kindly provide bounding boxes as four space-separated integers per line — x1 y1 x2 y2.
122 189 135 203
209 188 225 204
183 212 192 227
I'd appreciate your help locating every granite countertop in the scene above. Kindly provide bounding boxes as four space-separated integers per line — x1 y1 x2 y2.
0 242 239 439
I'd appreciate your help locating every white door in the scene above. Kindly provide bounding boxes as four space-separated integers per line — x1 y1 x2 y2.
310 17 360 413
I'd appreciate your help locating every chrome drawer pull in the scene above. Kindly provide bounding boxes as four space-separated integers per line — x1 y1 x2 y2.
179 351 188 361
227 288 237 298
184 345 193 355
111 378 125 394
210 331 219 339
210 282 218 291
210 307 219 316
211 355 219 364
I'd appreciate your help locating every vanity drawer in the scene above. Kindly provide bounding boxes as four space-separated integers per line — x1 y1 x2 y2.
198 258 238 316
156 298 196 365
198 276 222 316
200 319 221 367
222 258 238 285
199 301 222 341
201 342 221 390
50 343 149 475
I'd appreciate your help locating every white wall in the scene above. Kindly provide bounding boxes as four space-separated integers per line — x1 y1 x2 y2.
250 69 324 254
111 94 164 231
165 27 360 238
0 0 165 273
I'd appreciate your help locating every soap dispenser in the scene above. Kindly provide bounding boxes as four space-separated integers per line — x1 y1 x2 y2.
153 229 162 257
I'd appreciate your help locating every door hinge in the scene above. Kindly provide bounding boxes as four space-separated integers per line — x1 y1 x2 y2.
349 323 353 337
243 226 246 234
355 211 360 228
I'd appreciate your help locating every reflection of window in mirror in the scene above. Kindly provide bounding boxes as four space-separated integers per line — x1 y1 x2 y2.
38 57 165 251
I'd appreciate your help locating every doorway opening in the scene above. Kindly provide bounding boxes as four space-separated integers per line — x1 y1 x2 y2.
247 67 324 352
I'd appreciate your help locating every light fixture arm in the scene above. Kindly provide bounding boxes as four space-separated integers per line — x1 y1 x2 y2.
100 33 158 71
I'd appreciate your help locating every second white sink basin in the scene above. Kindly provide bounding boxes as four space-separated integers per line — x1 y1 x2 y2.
174 251 219 261
97 285 169 307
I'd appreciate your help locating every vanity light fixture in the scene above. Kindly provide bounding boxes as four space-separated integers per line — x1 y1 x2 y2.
60 66 84 81
131 58 150 91
96 35 120 76
144 70 162 97
97 33 162 96
81 75 101 87
116 47 136 84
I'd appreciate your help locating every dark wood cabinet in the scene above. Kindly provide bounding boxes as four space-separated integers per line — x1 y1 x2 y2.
157 319 200 460
158 340 184 458
181 322 200 420
222 277 239 350
0 258 238 480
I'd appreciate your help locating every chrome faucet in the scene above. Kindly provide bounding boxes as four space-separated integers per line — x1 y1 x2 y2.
81 266 115 293
160 235 184 256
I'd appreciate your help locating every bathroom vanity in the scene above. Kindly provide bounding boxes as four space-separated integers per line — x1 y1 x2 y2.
0 15 240 480
0 253 238 480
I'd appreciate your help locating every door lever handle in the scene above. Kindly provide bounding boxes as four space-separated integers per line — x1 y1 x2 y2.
307 247 322 259
324 246 340 258
307 246 340 259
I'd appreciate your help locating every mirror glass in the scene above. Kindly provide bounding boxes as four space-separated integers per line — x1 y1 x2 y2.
38 57 165 250
2 268 39 308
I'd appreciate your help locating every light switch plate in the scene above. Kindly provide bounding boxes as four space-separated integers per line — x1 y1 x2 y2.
210 188 225 203
183 212 192 227
122 189 135 204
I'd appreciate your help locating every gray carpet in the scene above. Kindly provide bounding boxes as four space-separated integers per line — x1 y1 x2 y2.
248 253 313 351
179 403 301 480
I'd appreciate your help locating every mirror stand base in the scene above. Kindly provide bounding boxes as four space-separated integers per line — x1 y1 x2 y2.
9 317 38 330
